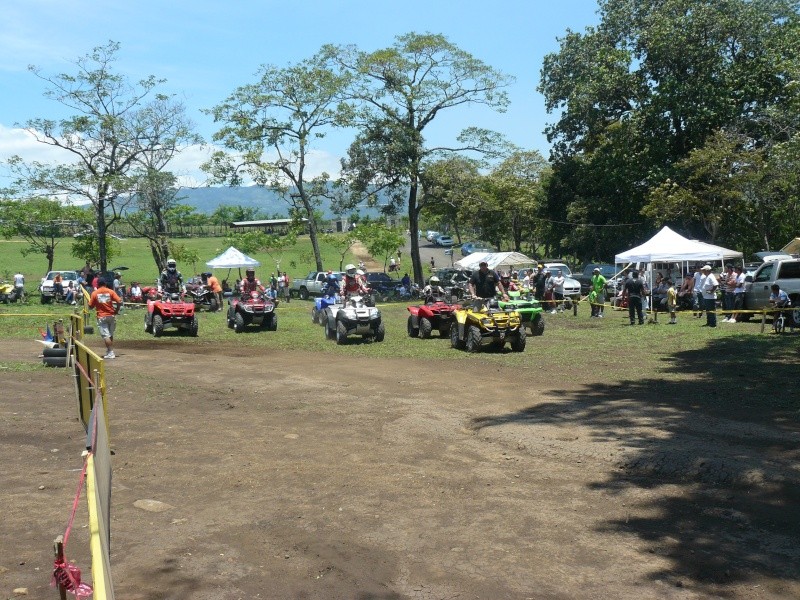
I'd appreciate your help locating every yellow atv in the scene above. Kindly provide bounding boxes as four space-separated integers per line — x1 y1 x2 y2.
450 298 526 353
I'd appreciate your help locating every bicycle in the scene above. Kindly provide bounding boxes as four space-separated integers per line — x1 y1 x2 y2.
772 303 790 334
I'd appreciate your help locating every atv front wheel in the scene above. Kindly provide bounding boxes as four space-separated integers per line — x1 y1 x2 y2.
465 325 482 353
311 308 319 324
510 326 527 352
268 314 278 331
188 317 199 337
450 323 465 350
419 317 432 339
407 316 419 338
226 307 234 329
374 321 385 342
325 321 335 340
209 297 219 312
234 312 245 333
152 314 164 337
336 321 348 345
144 313 153 334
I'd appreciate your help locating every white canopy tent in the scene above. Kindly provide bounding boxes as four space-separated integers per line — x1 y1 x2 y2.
205 247 261 269
454 251 535 272
614 226 742 264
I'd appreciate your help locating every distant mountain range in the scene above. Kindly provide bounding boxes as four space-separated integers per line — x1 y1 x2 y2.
175 186 401 220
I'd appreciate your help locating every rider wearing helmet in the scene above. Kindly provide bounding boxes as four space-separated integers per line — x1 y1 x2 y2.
341 263 367 297
323 270 340 297
159 258 184 295
240 268 266 295
422 275 446 302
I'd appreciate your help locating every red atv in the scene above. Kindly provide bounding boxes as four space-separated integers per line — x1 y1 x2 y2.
227 290 277 333
407 295 461 339
144 292 198 337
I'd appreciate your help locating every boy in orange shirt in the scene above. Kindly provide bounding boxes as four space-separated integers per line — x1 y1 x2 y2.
88 278 122 359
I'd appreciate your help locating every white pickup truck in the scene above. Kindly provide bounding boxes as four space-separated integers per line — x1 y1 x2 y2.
290 271 342 300
743 258 800 322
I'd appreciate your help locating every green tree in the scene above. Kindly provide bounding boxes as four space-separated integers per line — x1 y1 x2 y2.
356 220 406 273
71 234 120 268
539 0 799 253
7 41 199 272
333 32 513 284
323 231 359 271
419 156 482 245
0 198 90 271
125 170 181 272
205 50 353 271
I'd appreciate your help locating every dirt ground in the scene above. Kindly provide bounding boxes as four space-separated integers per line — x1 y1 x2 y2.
1 337 799 600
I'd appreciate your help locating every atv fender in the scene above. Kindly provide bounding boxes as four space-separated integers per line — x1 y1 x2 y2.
455 311 468 325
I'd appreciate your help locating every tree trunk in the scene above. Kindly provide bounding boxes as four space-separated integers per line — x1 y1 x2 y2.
408 182 424 285
97 197 108 273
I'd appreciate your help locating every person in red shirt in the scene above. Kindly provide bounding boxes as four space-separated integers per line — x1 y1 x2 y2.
88 278 122 359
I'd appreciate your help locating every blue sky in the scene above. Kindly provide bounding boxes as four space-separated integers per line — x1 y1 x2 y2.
0 0 601 188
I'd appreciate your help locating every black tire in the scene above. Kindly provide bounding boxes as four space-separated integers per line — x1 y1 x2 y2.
43 356 67 368
439 326 450 338
209 297 218 312
465 325 482 353
1 295 8 304
43 347 68 358
407 316 419 338
144 313 153 334
531 315 545 337
374 321 385 342
311 308 319 324
226 307 234 329
268 314 278 331
83 326 94 335
299 287 309 300
419 317 433 339
790 306 800 328
450 323 465 350
510 325 527 352
152 314 164 338
234 312 245 333
188 317 199 337
325 321 335 340
41 295 51 304
336 320 348 345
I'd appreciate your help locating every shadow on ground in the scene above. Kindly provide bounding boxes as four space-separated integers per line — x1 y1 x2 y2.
472 335 800 589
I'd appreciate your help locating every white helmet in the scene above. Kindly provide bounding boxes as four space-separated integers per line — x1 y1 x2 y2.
166 258 176 269
356 269 365 276
345 263 357 276
429 276 440 284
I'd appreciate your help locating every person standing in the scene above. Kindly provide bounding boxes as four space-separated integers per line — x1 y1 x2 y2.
730 265 746 322
88 278 122 359
699 265 719 327
623 270 647 325
590 267 607 318
13 271 25 301
692 265 704 318
551 269 566 313
205 272 223 311
282 272 291 303
666 279 677 324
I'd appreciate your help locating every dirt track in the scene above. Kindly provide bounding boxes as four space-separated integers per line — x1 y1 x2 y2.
1 338 799 599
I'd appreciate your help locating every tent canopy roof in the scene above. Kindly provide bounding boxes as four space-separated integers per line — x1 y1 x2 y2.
454 251 535 272
615 226 742 264
205 247 261 269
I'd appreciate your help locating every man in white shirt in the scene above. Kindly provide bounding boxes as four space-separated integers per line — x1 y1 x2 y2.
700 265 719 327
13 271 25 300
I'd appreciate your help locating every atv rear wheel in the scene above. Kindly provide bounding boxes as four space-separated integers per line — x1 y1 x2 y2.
325 321 335 340
209 297 219 312
450 323 465 350
144 313 153 334
374 321 385 342
226 307 234 329
234 312 245 333
465 325 482 353
407 316 419 338
311 308 319 324
152 314 164 337
419 317 433 339
268 314 278 331
336 321 348 345
510 325 527 352
188 317 199 337
531 315 545 336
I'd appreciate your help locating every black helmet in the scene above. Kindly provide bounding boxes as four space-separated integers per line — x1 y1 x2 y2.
246 268 255 278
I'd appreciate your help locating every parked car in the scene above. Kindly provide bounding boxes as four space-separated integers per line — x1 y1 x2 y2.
39 270 79 303
365 272 399 296
461 241 493 256
426 231 441 242
435 234 454 247
743 258 800 323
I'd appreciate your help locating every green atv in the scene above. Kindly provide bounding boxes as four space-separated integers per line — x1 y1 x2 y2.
498 290 545 337
450 298 526 353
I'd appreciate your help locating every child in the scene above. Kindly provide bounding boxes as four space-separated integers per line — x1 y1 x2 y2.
666 278 677 324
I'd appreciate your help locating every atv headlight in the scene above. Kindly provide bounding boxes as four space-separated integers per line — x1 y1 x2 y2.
264 305 274 312
481 318 493 326
243 304 254 313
